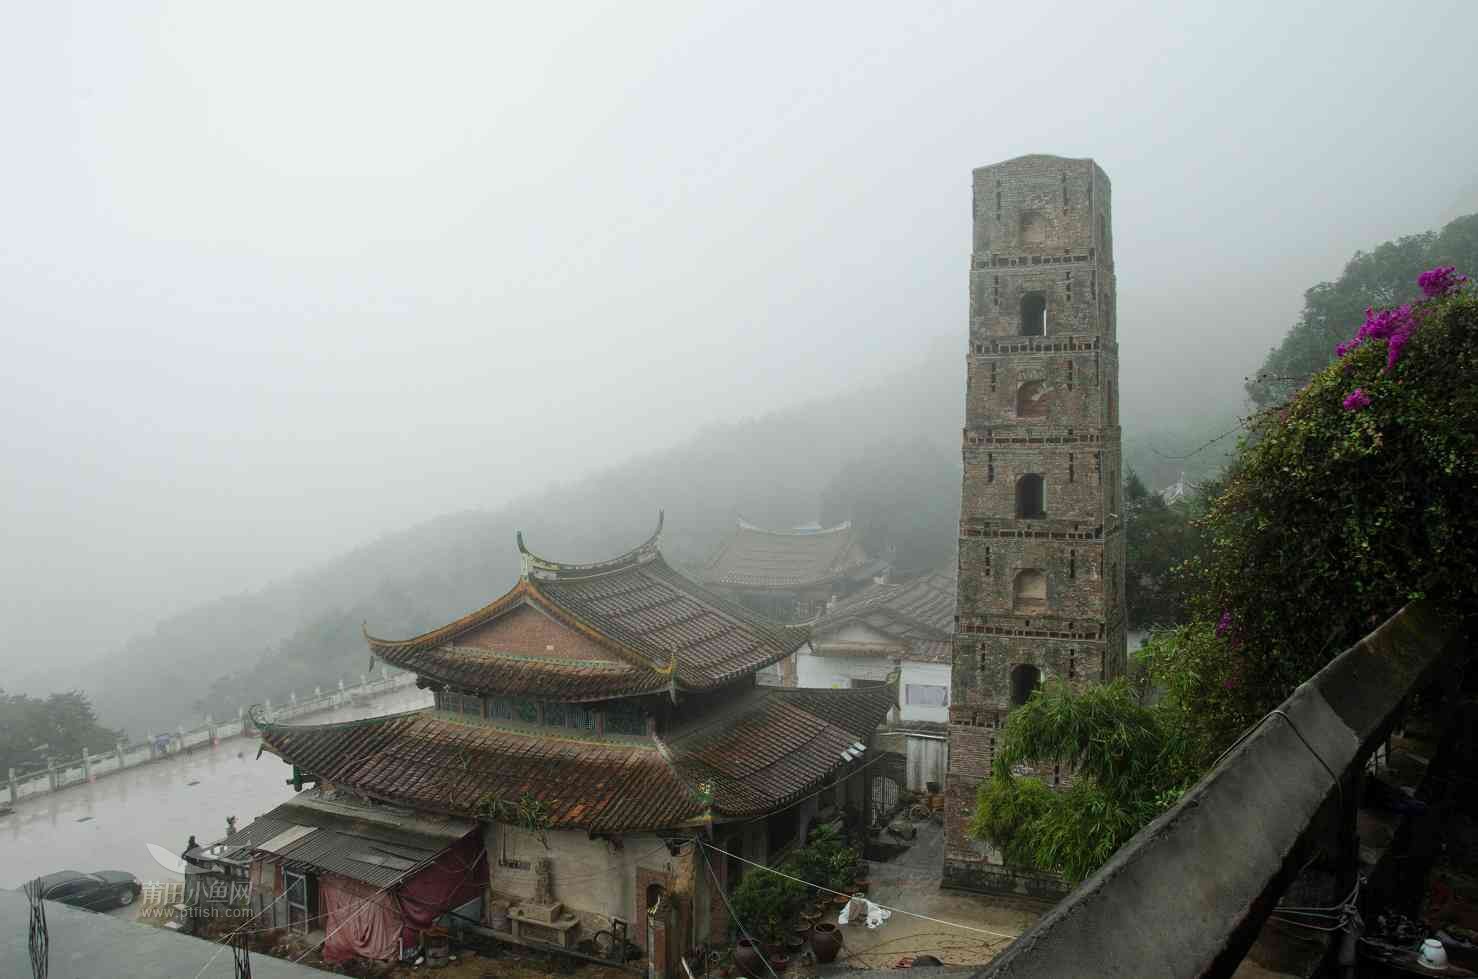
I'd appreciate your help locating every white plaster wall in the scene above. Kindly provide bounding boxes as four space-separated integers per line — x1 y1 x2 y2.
483 825 679 936
905 735 949 792
795 642 952 724
896 662 952 723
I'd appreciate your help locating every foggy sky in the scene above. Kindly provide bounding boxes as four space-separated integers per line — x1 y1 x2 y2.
3 1 1475 690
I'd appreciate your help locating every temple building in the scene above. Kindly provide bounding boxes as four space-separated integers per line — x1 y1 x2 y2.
700 518 886 624
792 568 955 795
247 515 894 969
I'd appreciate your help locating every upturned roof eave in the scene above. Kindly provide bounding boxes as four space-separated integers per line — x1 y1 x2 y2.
366 518 811 698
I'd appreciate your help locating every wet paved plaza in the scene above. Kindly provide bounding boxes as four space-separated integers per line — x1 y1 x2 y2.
0 686 432 894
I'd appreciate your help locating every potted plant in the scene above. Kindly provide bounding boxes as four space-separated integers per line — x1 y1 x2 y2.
811 922 843 964
826 847 860 896
728 868 807 970
733 938 764 978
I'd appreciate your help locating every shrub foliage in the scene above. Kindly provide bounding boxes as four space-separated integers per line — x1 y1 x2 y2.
972 269 1476 883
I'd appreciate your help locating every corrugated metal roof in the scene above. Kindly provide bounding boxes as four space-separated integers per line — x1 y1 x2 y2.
232 795 478 888
257 825 317 854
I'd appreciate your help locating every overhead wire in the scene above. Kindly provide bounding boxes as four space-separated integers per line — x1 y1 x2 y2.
698 840 1020 943
695 839 780 979
190 890 289 979
725 749 894 830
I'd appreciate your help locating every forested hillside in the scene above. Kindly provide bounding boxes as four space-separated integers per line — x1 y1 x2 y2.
88 328 1267 739
1247 213 1478 408
93 347 969 737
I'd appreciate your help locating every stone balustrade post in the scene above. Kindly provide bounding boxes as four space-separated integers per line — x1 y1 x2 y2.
83 750 92 783
8 767 16 805
47 758 57 791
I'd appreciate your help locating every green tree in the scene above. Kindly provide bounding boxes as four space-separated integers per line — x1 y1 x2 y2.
973 267 1478 887
967 678 1191 883
1123 469 1206 629
0 689 122 775
1247 213 1478 408
967 621 1240 882
1198 278 1478 720
727 862 809 945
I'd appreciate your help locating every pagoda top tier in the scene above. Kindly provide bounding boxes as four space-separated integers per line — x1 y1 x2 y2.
364 514 810 700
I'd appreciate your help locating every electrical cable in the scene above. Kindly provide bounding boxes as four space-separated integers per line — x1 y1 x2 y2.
726 750 894 830
1209 709 1344 814
699 840 1019 942
190 890 289 979
695 840 780 979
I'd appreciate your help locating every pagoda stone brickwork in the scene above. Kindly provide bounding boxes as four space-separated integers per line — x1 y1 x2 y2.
943 155 1127 895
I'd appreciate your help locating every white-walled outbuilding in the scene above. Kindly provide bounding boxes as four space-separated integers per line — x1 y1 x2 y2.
787 569 956 793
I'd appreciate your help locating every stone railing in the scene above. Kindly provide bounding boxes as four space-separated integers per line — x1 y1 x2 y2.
5 669 419 807
975 599 1463 979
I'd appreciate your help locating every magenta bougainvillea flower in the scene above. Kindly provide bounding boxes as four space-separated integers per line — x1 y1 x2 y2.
1418 265 1468 298
1334 267 1468 372
1342 388 1372 411
1215 611 1233 637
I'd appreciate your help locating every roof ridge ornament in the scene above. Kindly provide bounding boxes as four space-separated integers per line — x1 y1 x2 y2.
516 511 665 580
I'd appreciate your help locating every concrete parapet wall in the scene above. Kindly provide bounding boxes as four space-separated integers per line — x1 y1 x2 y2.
942 859 1067 902
974 600 1460 979
5 669 419 807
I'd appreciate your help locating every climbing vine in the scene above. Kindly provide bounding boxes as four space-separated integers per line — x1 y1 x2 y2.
1189 269 1476 726
477 792 554 849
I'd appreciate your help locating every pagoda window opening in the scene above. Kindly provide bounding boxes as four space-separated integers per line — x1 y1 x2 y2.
1016 380 1049 419
1013 569 1048 612
1020 292 1047 336
1016 474 1046 519
1010 664 1042 708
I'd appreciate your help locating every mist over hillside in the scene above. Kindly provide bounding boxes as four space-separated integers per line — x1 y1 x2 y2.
88 331 1240 738
89 346 970 736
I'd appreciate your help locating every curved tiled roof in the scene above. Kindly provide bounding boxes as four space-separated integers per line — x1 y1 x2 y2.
666 684 896 815
375 644 666 702
254 708 700 833
252 680 896 834
534 558 808 688
365 516 810 699
701 520 871 590
811 568 956 662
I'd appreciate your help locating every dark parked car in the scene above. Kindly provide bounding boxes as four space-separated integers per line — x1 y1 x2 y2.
34 870 142 910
